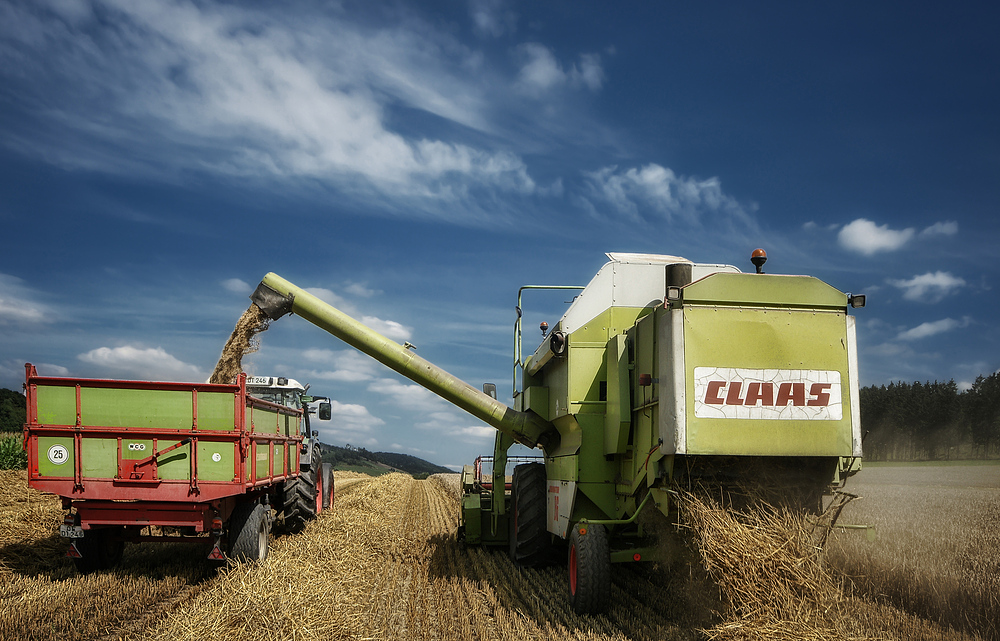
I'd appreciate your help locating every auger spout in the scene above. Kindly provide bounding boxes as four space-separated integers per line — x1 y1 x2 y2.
251 272 556 449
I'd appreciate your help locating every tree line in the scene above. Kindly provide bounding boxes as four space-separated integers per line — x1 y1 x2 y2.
860 372 1000 461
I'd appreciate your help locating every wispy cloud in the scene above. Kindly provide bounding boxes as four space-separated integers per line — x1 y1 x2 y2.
581 163 751 226
313 399 384 447
0 274 51 326
919 221 958 237
838 218 915 255
77 345 207 381
0 0 539 212
888 271 966 303
469 0 516 38
302 348 379 382
221 278 252 294
896 317 971 341
514 43 605 95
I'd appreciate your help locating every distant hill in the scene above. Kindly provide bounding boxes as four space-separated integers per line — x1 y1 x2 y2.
320 442 452 478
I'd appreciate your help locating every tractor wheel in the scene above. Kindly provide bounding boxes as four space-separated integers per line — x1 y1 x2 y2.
568 522 611 614
229 500 269 562
321 462 334 511
72 527 125 573
282 463 319 533
508 462 551 567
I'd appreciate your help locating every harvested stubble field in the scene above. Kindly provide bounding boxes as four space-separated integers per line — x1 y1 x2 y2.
0 467 993 641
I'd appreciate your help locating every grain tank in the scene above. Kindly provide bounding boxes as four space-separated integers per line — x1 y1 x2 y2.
250 250 864 614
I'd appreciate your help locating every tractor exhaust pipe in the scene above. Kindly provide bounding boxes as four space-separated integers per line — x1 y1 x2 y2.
251 273 556 449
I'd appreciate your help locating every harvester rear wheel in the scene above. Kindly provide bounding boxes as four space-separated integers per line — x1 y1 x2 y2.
321 462 334 510
508 462 551 567
568 522 611 614
282 462 319 533
229 500 269 562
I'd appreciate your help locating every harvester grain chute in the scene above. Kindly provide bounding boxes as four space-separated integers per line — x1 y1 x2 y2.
250 250 865 614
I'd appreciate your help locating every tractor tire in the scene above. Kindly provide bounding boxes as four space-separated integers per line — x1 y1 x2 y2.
508 462 551 567
568 522 611 614
229 500 269 562
72 527 125 573
321 462 334 511
281 463 318 533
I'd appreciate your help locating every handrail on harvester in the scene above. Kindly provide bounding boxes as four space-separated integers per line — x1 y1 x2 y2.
251 273 557 450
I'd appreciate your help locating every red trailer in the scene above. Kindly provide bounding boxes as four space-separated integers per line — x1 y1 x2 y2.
22 364 333 572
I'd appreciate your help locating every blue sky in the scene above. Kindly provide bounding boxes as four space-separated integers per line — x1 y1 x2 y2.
1 0 997 469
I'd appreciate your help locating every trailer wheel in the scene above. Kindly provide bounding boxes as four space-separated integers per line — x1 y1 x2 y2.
568 523 611 614
72 527 125 573
321 462 334 511
282 463 319 533
508 462 551 567
229 500 269 562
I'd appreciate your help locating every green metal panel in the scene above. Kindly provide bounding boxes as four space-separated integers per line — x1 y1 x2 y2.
254 442 270 479
156 440 189 480
683 273 847 309
197 441 236 482
198 392 237 430
462 493 482 543
603 334 630 456
37 436 74 477
523 386 549 420
80 438 117 478
683 306 853 455
35 386 76 425
83 388 192 429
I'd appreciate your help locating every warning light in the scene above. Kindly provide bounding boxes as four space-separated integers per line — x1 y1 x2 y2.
751 248 767 274
633 552 642 562
211 517 223 531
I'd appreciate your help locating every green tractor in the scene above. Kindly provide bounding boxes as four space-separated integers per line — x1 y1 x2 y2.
251 249 864 613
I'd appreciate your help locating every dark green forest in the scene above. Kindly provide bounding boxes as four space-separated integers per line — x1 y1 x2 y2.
0 388 26 434
321 443 452 476
860 372 1000 461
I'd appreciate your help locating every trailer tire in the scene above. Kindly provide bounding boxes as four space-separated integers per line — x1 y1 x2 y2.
321 462 334 511
72 527 125 573
568 522 611 614
508 462 551 567
282 463 319 533
229 500 269 562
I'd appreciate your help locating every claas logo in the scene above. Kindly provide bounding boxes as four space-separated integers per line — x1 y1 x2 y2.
702 381 832 407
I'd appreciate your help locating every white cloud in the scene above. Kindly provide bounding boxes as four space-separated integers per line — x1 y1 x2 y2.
222 278 251 294
920 221 958 237
515 43 605 95
838 218 915 255
369 377 446 414
2 1 538 209
888 271 966 303
0 274 51 325
77 345 207 381
582 163 748 225
469 0 515 38
361 316 413 342
896 317 971 341
344 282 379 298
301 348 378 382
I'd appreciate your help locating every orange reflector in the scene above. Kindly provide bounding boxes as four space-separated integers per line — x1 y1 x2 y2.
207 544 226 561
578 527 587 536
66 541 82 558
633 553 642 562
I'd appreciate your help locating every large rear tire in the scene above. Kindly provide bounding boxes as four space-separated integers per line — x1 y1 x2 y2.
508 462 551 567
321 462 334 510
568 522 611 614
229 500 269 562
282 463 318 533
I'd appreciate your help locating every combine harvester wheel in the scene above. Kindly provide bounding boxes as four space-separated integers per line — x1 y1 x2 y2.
508 463 551 566
568 523 611 614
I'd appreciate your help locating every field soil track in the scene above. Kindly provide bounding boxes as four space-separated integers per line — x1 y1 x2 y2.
0 469 989 641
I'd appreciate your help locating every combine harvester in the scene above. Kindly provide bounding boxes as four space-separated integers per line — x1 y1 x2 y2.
248 249 865 613
23 370 333 570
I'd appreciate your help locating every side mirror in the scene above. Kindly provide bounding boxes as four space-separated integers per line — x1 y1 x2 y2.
318 401 332 421
483 383 497 400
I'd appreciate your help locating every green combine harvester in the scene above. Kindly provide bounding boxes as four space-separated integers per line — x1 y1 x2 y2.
250 249 864 613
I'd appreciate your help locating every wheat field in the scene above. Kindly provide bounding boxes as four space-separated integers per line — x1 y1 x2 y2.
0 466 994 640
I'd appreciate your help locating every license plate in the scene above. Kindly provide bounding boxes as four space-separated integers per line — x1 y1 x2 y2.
59 524 85 539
